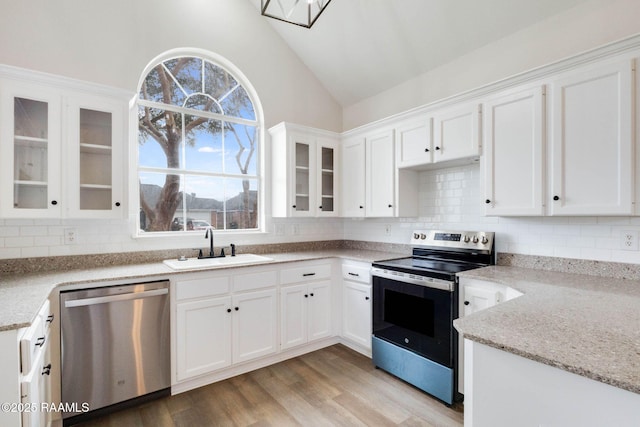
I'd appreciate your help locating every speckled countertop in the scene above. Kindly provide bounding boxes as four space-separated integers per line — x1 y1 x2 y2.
454 266 640 395
0 249 402 333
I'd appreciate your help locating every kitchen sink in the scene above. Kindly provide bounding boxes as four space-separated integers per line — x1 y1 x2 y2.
163 254 273 271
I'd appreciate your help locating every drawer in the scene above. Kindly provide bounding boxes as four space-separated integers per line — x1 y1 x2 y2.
176 276 230 301
341 263 371 284
234 270 278 292
280 262 332 285
39 299 54 332
20 314 46 375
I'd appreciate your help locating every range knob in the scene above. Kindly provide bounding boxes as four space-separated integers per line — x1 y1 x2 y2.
413 233 420 239
472 235 479 243
463 235 470 243
420 233 427 240
481 236 489 244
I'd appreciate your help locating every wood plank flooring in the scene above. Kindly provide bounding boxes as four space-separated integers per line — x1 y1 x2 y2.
76 344 463 427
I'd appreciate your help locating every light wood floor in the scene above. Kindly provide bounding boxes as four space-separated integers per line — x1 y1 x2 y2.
76 344 463 427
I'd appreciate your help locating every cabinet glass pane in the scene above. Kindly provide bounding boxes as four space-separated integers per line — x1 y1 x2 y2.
294 142 310 212
320 147 334 212
79 108 112 210
13 98 49 209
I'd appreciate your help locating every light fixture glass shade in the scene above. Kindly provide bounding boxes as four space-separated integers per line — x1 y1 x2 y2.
261 0 332 29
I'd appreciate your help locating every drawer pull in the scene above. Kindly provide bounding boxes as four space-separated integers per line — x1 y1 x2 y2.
46 314 54 324
35 336 46 347
42 364 52 376
348 272 360 277
302 273 316 277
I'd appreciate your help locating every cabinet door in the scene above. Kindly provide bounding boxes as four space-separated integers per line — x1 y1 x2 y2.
341 137 366 217
316 137 339 216
484 86 545 216
462 286 502 316
280 284 308 350
433 103 480 163
232 289 277 363
66 94 124 218
290 133 315 217
549 60 633 215
307 281 332 342
342 281 371 350
175 296 232 381
0 81 61 217
365 130 395 217
396 116 432 168
20 340 49 427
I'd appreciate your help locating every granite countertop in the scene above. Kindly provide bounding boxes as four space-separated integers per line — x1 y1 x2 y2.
0 248 401 333
454 265 640 395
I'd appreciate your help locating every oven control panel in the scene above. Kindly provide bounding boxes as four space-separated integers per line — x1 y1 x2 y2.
411 229 494 250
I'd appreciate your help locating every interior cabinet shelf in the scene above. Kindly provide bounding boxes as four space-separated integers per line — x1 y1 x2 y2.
80 143 112 154
14 136 48 146
80 184 112 190
14 180 47 187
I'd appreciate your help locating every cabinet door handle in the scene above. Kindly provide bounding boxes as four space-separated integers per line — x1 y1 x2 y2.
115 202 121 207
348 272 360 277
46 314 54 324
359 205 364 209
435 146 440 150
303 273 316 277
553 195 560 201
35 336 46 347
319 206 322 209
485 199 491 204
388 204 392 208
424 148 429 152
42 364 52 376
464 301 470 306
365 296 370 301
292 205 297 209
227 308 232 313
51 200 58 206
235 307 239 311
304 294 309 298
310 293 314 297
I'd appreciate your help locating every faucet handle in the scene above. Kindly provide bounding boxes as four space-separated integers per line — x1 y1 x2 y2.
230 243 236 257
220 248 225 257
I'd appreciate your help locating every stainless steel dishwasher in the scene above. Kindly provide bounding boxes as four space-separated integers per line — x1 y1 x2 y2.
60 280 170 423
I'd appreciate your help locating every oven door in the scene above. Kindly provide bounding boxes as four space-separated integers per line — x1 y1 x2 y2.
372 274 455 367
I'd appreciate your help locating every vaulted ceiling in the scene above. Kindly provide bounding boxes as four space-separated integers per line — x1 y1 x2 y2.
249 0 588 107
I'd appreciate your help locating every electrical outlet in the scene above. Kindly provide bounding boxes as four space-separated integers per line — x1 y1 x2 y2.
621 230 638 251
292 224 300 235
64 228 77 245
384 224 391 235
274 224 285 236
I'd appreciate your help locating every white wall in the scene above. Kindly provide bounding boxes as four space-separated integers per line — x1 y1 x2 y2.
344 163 640 264
0 0 341 131
343 0 640 130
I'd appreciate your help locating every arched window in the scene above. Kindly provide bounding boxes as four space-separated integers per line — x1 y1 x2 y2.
137 52 262 233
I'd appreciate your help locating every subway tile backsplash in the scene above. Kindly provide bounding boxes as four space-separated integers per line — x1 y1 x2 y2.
1 163 640 264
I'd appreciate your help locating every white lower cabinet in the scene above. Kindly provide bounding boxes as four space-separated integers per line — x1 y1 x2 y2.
341 262 372 352
174 269 277 383
176 296 232 381
280 281 332 350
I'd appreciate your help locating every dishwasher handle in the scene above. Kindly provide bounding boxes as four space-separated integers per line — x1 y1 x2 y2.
64 288 168 308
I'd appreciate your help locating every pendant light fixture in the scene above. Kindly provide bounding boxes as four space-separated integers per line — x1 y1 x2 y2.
261 0 332 29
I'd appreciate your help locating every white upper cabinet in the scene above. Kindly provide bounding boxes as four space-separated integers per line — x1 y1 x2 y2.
548 60 634 215
365 129 396 217
270 122 339 218
341 136 366 217
66 94 125 218
396 115 432 168
483 86 545 216
0 81 62 218
432 102 481 163
0 68 129 219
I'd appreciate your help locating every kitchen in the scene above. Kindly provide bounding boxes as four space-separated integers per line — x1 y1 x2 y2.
1 0 640 426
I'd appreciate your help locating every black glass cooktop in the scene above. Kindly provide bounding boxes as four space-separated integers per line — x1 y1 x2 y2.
372 256 488 281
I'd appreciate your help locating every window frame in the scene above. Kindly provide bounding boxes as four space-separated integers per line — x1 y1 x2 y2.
133 48 265 238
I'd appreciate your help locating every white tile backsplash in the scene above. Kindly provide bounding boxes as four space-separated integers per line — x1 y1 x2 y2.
2 162 640 264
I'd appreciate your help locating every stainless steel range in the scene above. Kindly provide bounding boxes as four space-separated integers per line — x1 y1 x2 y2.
371 230 495 405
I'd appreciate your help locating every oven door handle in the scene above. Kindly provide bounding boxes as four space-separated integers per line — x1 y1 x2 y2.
370 267 454 292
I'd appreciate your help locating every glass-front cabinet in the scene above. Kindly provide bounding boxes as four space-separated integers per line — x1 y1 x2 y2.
0 72 126 219
0 82 61 217
66 95 124 218
270 122 339 217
